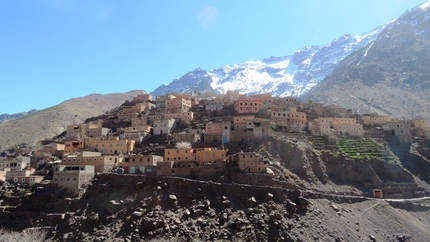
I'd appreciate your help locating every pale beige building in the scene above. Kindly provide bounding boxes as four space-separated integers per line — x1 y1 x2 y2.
36 142 65 159
62 151 121 173
52 165 95 193
383 121 412 143
362 115 392 126
270 107 306 130
5 170 43 184
164 111 194 124
133 93 153 102
153 118 176 135
230 152 265 173
131 117 149 127
118 103 154 120
164 148 226 166
83 136 135 155
120 155 163 174
309 117 363 137
411 119 429 137
205 121 231 143
123 125 152 142
66 121 110 140
0 156 31 171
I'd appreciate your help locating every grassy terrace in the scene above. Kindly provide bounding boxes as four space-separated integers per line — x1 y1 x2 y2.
336 137 396 162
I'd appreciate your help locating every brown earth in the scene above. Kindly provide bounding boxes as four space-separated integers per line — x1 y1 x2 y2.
0 90 144 151
1 174 429 242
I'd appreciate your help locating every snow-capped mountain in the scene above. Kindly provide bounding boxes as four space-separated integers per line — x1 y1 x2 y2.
151 26 384 97
302 0 430 121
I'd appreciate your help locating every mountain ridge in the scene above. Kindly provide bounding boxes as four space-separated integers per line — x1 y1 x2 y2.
0 90 144 151
302 1 430 122
151 26 384 98
0 109 38 124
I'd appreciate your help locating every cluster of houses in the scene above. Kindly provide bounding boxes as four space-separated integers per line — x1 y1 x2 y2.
1 90 429 193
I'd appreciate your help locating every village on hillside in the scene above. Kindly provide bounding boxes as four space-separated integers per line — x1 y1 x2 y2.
1 90 430 198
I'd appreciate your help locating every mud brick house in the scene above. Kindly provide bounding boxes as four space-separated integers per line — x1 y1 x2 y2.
205 121 231 143
132 93 153 102
121 155 163 174
62 151 122 173
5 169 43 184
35 142 65 159
83 136 135 155
230 152 265 173
153 118 176 136
0 156 31 171
362 114 392 127
52 165 95 193
309 117 364 137
122 125 152 142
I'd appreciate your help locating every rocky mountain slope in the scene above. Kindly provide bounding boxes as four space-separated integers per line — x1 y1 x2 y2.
302 2 430 121
1 135 430 241
151 28 382 97
0 109 37 124
0 90 144 151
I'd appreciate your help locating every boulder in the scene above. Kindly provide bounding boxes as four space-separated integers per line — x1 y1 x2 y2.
106 200 122 214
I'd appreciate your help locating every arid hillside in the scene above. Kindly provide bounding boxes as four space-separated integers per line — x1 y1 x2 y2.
0 90 144 151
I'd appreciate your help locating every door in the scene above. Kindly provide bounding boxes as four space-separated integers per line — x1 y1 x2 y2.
129 167 136 174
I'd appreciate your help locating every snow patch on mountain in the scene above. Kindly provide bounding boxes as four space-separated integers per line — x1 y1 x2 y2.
151 25 385 98
419 0 430 10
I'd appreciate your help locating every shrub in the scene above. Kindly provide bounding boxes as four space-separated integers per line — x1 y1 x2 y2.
0 228 52 242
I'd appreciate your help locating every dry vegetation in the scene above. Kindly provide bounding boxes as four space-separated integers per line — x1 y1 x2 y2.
0 228 52 242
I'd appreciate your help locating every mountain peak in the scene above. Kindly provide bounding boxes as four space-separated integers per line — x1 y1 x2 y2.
418 0 430 11
151 29 378 98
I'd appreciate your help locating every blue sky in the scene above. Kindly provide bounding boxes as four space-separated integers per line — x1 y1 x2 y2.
0 0 426 114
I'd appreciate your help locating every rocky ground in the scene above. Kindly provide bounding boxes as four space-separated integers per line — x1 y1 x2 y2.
1 136 430 241
0 172 430 242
